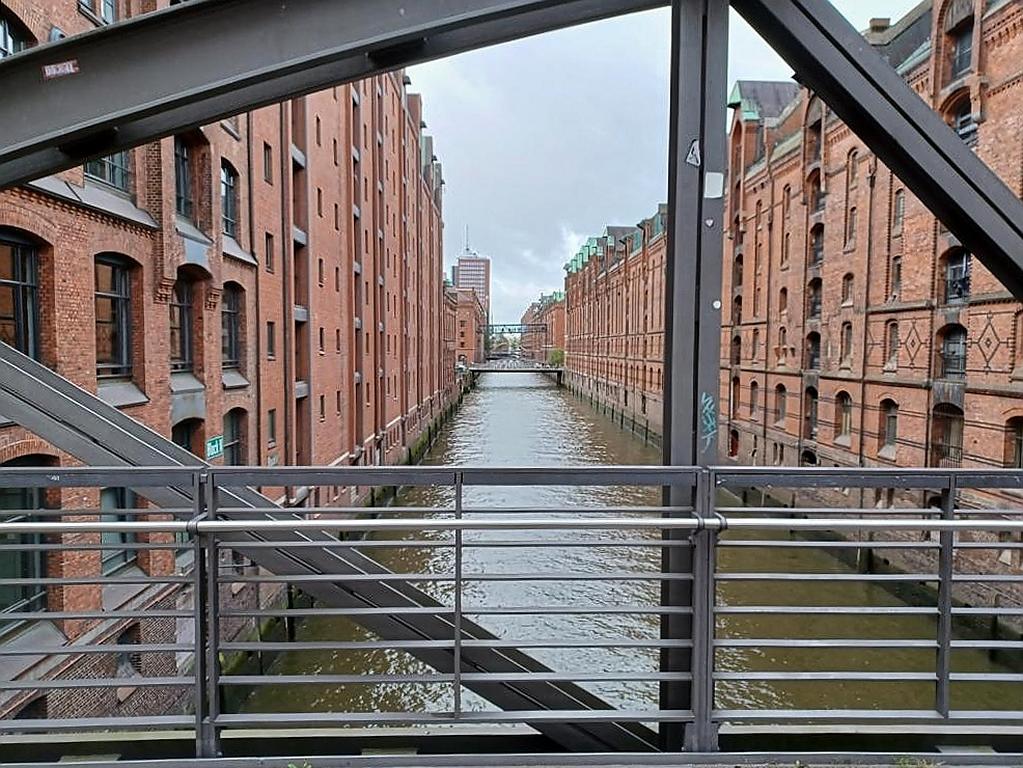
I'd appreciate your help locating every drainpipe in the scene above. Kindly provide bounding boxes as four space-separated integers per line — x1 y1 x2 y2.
247 110 262 456
857 159 877 510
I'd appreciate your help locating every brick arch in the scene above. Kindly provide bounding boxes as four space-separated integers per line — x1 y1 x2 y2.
938 85 973 117
0 439 59 466
0 0 43 46
0 199 60 246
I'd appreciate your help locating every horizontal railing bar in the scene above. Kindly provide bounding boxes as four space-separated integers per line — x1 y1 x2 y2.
220 639 691 653
712 709 1023 724
716 507 942 516
954 607 1023 616
220 672 687 686
718 540 941 550
713 672 937 681
0 542 193 552
0 575 191 586
715 639 938 649
223 572 690 583
216 537 692 550
0 609 193 621
952 640 1023 649
0 677 193 690
0 715 195 732
4 516 1023 534
714 606 938 615
221 606 688 618
212 709 697 726
715 573 939 582
0 643 192 656
950 673 1023 683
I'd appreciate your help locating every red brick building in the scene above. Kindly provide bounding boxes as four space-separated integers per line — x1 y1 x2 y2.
455 289 486 366
520 292 566 364
563 0 1023 492
0 0 455 720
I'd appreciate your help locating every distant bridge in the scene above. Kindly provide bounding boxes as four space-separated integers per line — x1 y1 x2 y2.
469 361 564 385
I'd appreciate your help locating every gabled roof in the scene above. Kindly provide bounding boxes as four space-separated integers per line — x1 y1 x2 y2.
727 81 801 121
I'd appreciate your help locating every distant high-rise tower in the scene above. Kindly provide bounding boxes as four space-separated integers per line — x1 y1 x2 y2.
453 249 491 318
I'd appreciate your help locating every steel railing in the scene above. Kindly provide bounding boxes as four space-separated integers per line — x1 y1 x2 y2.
0 465 1021 762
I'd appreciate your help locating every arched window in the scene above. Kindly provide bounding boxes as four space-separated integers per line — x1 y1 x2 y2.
728 429 740 458
1005 417 1023 469
170 274 195 373
782 185 792 219
809 223 824 265
938 324 968 379
841 273 854 305
775 384 787 424
221 283 243 370
949 96 977 144
947 10 974 81
0 228 40 360
890 256 903 299
755 200 763 228
840 321 853 365
95 254 134 379
732 295 742 325
172 417 203 455
932 403 964 467
223 408 247 465
733 254 744 289
807 279 822 319
808 171 824 214
879 399 898 453
892 189 906 234
0 456 50 617
752 329 760 360
847 150 859 187
805 332 821 370
779 287 788 314
221 161 240 238
749 380 759 418
942 249 971 303
885 321 900 368
782 232 791 268
846 206 858 245
835 391 853 439
801 450 819 467
730 376 741 419
804 387 819 440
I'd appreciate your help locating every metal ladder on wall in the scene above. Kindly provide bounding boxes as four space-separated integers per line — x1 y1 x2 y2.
0 342 659 752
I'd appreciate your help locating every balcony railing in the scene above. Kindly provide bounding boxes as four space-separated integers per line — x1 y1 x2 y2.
944 275 970 303
930 441 963 468
807 297 822 319
1 465 1022 764
938 350 967 379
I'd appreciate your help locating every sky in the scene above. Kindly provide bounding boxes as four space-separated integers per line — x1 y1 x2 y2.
408 1 923 323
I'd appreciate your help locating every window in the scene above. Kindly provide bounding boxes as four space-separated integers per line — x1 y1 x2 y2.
805 332 821 369
730 376 740 419
810 225 824 265
169 279 194 372
807 279 822 319
221 162 239 238
782 232 791 268
840 322 853 364
335 328 341 353
223 409 244 466
804 387 819 440
0 471 45 617
267 409 277 447
943 249 971 303
835 391 852 439
266 321 276 359
0 233 39 359
892 189 905 234
890 256 902 299
1005 418 1023 469
101 0 117 23
841 273 854 305
749 381 759 418
174 138 193 219
318 258 324 286
782 185 791 219
752 329 760 359
319 395 325 422
779 287 788 314
886 322 899 368
939 325 967 379
847 151 858 186
0 10 30 59
265 232 275 272
951 98 977 144
100 487 136 575
931 404 964 467
846 207 858 245
730 335 742 366
95 256 132 378
263 142 273 183
336 390 342 415
775 384 787 424
950 20 973 79
221 284 242 370
318 327 325 353
172 419 200 454
85 151 132 192
880 400 898 452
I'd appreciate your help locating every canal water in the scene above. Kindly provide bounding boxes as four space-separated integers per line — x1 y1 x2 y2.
241 373 1019 718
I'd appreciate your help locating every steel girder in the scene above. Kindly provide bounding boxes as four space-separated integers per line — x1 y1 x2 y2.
0 0 660 188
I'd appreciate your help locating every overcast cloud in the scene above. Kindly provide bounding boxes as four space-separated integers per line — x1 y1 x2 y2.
408 2 921 323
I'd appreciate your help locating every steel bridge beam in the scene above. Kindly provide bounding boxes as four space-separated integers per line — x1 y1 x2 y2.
0 0 660 189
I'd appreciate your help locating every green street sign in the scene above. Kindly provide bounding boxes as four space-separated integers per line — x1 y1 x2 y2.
206 435 224 460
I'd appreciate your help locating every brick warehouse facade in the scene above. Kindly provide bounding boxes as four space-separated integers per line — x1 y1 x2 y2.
520 291 566 364
560 0 1023 501
0 1 459 721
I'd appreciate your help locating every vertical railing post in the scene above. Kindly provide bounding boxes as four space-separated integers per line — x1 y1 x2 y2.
452 471 464 718
191 470 212 758
661 0 728 750
687 469 719 752
203 472 223 757
936 474 956 717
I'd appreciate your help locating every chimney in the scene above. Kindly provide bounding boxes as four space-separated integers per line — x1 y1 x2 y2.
869 17 891 33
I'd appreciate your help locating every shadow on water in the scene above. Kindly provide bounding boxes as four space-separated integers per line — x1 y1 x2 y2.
240 373 1021 717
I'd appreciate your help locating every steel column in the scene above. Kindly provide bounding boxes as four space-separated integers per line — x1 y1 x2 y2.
935 477 956 718
661 0 727 750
